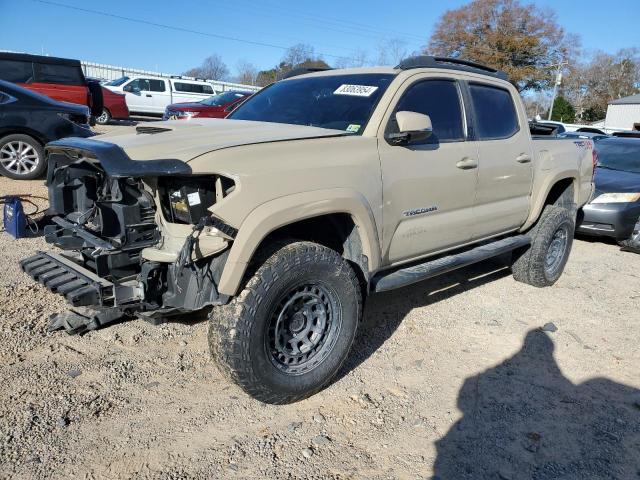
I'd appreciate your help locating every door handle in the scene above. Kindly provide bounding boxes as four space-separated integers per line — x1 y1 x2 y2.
146 94 152 97
456 157 478 170
516 153 531 163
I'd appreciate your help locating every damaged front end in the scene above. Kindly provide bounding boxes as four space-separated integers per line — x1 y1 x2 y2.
20 138 234 334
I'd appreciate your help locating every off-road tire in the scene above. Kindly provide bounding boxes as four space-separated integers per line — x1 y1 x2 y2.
512 206 575 287
209 241 362 404
0 134 46 180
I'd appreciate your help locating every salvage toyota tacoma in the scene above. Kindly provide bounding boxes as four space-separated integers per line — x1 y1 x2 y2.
21 57 595 403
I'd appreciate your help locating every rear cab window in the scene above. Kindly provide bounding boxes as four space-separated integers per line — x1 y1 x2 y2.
468 83 519 140
148 79 166 92
173 82 214 94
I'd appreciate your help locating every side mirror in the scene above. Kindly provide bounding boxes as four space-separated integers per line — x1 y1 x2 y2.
388 111 433 145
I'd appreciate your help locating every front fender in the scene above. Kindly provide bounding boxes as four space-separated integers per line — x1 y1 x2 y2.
217 188 381 296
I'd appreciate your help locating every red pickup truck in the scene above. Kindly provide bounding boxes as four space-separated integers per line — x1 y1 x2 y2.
0 52 128 124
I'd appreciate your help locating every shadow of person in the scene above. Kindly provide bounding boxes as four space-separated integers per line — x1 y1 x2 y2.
432 329 640 480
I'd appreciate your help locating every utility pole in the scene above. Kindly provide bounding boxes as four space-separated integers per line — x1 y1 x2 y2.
547 60 569 121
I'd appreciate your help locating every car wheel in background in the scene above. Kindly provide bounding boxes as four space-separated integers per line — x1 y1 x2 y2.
0 134 46 180
618 218 640 253
95 108 112 125
511 205 575 287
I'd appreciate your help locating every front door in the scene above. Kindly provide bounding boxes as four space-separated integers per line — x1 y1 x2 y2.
123 78 148 112
124 78 168 114
378 77 479 264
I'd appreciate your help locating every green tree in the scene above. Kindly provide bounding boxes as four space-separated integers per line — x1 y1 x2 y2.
549 96 576 123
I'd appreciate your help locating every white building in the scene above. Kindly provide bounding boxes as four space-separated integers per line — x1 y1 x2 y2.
604 94 640 132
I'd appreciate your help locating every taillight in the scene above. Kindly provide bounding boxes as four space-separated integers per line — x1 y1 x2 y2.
591 146 598 180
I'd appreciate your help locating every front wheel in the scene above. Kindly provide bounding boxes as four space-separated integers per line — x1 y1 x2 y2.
0 134 46 180
209 241 362 404
512 206 575 287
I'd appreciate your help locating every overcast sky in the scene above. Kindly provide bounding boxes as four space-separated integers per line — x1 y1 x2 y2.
1 0 637 76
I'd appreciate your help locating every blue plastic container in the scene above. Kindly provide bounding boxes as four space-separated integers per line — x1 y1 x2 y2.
3 197 27 238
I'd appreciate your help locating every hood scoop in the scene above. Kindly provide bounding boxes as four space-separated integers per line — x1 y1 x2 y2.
136 125 173 135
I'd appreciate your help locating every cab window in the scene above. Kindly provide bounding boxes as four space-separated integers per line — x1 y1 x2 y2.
148 79 166 92
33 63 85 85
0 60 34 83
469 83 519 140
390 79 465 143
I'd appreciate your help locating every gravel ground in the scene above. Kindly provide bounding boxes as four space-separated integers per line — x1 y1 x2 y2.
1 124 639 479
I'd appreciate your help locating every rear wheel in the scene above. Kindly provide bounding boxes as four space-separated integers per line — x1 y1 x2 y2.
209 241 362 404
95 108 112 125
0 134 46 180
512 206 575 287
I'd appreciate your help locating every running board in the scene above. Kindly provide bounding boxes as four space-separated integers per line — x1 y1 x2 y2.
371 235 531 293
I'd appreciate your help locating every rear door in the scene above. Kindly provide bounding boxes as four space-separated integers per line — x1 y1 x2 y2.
148 79 170 112
378 75 480 263
466 82 533 239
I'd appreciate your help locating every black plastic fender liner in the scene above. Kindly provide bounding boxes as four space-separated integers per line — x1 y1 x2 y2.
45 137 192 177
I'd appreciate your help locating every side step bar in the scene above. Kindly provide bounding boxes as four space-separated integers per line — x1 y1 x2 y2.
20 251 115 307
371 235 531 293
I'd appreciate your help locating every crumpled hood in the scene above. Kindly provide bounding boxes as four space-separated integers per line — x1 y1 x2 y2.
94 119 347 162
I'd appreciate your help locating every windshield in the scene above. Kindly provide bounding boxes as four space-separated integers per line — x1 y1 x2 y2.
105 76 129 86
229 73 395 133
596 140 640 174
200 91 248 106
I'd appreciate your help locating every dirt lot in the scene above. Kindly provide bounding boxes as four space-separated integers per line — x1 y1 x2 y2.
1 124 639 479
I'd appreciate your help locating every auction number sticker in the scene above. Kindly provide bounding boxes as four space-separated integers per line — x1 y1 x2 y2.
334 84 378 97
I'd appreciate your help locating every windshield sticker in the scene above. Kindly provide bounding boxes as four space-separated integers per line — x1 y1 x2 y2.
334 84 379 97
346 124 361 133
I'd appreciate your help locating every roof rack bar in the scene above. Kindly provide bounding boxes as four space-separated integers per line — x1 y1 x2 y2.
281 66 333 80
396 55 508 81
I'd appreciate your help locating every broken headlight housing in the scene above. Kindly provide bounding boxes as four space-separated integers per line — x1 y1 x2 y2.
159 176 235 224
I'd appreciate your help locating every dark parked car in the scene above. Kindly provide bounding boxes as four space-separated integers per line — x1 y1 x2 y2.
163 90 252 120
577 137 640 250
0 80 94 180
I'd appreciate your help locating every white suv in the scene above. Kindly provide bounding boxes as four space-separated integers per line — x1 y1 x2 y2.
104 76 215 115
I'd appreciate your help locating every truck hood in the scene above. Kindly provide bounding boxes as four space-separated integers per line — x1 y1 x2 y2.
94 119 348 162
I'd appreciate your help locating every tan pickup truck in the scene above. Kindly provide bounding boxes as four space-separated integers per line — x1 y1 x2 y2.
21 56 594 403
